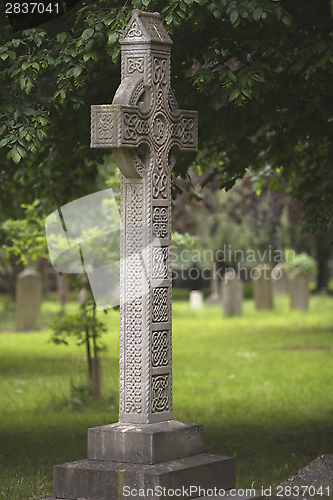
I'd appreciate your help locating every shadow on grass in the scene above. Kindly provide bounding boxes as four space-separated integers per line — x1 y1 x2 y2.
0 355 119 378
1 409 333 491
204 417 333 488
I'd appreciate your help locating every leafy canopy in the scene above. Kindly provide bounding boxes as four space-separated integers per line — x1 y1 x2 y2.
0 0 332 233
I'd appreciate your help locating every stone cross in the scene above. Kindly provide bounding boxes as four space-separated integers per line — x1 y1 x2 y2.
91 9 198 425
46 14 234 499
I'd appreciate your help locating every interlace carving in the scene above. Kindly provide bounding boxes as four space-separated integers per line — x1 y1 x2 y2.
125 299 143 413
91 9 197 423
152 207 168 237
152 287 169 322
124 183 144 414
127 19 143 38
127 184 143 226
172 118 196 145
97 112 113 140
152 374 169 412
124 113 149 142
153 247 168 280
128 57 144 74
153 58 167 85
129 80 145 106
152 330 169 367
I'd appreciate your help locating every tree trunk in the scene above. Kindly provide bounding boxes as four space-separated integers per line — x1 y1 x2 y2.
90 357 101 398
315 232 332 291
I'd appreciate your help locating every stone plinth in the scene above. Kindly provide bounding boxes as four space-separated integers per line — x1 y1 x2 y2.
88 420 204 464
49 454 235 500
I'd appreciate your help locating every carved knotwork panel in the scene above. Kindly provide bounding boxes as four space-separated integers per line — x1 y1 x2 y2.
125 299 143 414
152 330 169 367
124 182 145 415
152 374 169 413
152 246 168 280
152 287 169 323
152 206 168 238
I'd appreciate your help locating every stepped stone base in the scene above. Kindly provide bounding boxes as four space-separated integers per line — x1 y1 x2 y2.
88 420 204 464
46 453 235 500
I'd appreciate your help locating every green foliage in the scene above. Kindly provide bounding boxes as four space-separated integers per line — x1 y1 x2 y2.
171 231 197 249
51 297 107 354
284 251 317 278
0 0 332 234
1 294 333 497
0 199 48 266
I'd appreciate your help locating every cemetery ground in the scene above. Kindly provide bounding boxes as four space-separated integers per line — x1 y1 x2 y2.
0 293 333 499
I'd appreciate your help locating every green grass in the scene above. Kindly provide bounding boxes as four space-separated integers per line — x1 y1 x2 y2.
1 294 333 498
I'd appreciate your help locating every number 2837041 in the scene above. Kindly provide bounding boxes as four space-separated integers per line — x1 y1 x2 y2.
5 3 59 14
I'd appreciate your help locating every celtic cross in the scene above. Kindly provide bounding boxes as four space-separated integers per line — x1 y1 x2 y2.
91 9 198 424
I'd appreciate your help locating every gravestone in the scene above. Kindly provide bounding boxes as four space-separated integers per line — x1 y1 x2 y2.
290 268 309 311
77 287 87 304
16 269 42 331
271 263 289 295
276 454 333 497
222 269 243 317
206 262 220 306
46 10 234 500
252 264 274 310
190 289 203 310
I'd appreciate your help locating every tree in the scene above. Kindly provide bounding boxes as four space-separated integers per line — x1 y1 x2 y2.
0 0 332 234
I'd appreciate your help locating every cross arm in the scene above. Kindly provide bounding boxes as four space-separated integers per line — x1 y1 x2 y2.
91 104 148 149
170 110 198 152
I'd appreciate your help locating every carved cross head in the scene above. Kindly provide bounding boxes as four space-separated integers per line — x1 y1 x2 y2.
91 9 198 198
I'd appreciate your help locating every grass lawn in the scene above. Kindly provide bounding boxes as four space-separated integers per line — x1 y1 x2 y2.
0 293 333 498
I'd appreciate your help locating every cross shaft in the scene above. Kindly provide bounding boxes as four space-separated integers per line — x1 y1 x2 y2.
91 9 198 424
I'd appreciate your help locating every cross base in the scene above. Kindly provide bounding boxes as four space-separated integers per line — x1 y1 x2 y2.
88 420 204 464
46 453 235 500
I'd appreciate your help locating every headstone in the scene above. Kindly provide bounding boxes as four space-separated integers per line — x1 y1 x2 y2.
271 263 289 295
290 267 309 310
206 262 220 306
16 269 42 331
277 454 333 497
252 264 274 310
77 287 87 304
56 273 70 306
190 289 203 310
222 269 243 317
46 10 234 500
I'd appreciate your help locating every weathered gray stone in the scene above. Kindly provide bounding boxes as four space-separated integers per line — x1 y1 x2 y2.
88 420 204 464
222 269 243 317
271 263 289 295
290 268 309 311
252 264 273 310
45 10 234 500
52 454 235 500
16 269 42 331
275 454 333 499
206 262 220 306
91 8 198 426
190 290 203 310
